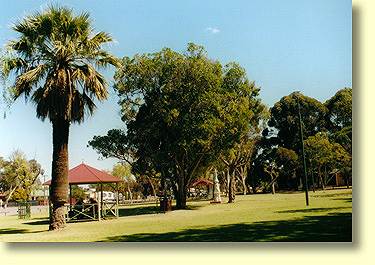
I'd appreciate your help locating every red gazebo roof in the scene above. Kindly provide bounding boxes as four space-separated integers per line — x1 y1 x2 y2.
43 163 122 185
190 178 214 187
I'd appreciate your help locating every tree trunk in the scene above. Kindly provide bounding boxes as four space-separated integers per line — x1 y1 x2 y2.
242 177 247 195
271 179 276 195
311 171 315 192
239 167 247 195
344 175 349 189
49 119 69 231
324 166 327 188
148 177 156 197
319 166 325 190
127 185 133 202
223 170 229 196
320 176 325 190
228 168 236 203
5 185 17 207
176 175 187 209
250 171 257 194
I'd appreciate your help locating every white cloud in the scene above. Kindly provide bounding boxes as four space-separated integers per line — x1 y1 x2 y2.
206 27 220 34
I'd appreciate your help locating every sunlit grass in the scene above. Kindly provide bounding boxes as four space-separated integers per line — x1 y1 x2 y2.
0 189 352 242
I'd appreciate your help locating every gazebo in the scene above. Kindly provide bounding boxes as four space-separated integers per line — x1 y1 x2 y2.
189 178 214 199
44 163 122 222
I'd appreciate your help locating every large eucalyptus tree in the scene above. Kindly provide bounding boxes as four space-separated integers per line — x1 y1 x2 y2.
1 6 118 230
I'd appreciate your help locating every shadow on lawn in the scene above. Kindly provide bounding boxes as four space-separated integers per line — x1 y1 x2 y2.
333 198 352 203
0 228 30 235
99 212 352 242
23 219 49 226
118 204 201 217
0 228 44 236
276 206 351 214
311 191 352 198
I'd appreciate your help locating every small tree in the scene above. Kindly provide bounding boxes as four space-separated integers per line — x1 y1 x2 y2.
0 151 43 205
304 132 350 189
112 163 135 201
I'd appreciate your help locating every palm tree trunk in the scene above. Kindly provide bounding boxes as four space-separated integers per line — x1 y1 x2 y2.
49 119 69 230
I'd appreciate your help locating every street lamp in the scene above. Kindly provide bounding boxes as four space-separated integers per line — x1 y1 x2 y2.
296 92 309 206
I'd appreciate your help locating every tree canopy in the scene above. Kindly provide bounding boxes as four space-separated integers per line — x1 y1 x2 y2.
267 92 328 151
325 87 352 131
0 151 43 204
90 43 264 208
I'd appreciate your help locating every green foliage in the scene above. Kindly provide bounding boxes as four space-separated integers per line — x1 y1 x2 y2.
249 146 299 191
274 147 299 189
325 88 352 131
88 129 132 163
304 132 351 176
325 88 352 154
112 163 132 180
91 43 262 208
0 150 43 202
71 186 86 202
267 92 328 151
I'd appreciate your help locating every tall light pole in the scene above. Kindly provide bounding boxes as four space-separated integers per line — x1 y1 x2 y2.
297 94 309 206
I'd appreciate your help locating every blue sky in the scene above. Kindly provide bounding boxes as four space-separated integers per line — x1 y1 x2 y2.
0 0 352 180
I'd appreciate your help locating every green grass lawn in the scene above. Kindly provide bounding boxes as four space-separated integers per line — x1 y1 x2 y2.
0 189 352 242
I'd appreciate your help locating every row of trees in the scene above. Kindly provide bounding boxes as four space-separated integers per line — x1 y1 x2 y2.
249 89 352 193
90 88 352 205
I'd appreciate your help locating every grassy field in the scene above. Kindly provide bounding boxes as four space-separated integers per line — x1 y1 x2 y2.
0 189 352 242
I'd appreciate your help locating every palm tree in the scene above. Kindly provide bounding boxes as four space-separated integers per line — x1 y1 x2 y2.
1 6 118 230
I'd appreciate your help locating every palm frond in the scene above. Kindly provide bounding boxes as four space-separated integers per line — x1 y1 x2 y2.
14 64 48 99
72 64 108 100
2 5 116 123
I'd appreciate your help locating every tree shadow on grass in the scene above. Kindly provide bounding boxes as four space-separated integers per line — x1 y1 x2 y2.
311 192 352 198
0 228 30 235
99 212 352 242
276 206 352 214
23 219 49 226
118 205 160 217
0 228 44 235
118 204 202 217
333 198 352 203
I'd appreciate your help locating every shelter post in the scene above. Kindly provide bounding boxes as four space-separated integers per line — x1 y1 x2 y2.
69 184 72 213
100 183 103 219
48 185 52 221
116 182 119 218
97 185 101 221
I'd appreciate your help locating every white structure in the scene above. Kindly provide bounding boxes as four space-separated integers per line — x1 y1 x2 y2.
212 168 222 203
84 189 116 202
